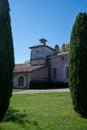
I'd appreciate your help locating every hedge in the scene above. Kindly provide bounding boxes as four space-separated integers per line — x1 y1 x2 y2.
29 80 68 89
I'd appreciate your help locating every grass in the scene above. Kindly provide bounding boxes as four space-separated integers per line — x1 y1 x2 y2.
0 92 87 130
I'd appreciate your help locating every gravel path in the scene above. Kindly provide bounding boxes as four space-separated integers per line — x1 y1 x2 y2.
13 88 70 95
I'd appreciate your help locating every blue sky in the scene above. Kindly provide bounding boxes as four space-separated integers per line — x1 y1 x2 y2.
9 0 87 64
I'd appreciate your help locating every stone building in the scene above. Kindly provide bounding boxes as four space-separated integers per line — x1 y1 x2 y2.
13 39 69 89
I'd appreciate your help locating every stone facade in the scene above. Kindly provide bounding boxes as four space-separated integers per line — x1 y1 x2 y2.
49 52 69 82
13 39 69 89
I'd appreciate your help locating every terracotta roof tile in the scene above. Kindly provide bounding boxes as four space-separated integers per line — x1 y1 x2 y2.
13 63 45 73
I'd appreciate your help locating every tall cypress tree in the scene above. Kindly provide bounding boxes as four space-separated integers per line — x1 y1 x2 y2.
69 12 87 117
0 0 14 121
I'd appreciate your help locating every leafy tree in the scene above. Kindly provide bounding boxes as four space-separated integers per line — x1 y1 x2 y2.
0 0 15 121
65 43 70 51
69 12 87 117
60 43 70 52
24 60 30 64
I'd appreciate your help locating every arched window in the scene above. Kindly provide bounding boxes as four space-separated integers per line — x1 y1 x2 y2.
18 76 24 86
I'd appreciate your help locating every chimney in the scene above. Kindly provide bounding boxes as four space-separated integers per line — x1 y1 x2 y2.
55 45 59 54
39 38 47 45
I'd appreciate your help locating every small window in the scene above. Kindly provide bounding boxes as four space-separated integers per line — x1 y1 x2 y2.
18 76 24 86
36 51 39 53
61 56 66 61
36 51 39 57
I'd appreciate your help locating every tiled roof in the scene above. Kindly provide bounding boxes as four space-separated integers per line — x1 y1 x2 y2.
57 51 69 56
29 44 55 51
48 51 69 59
13 63 46 73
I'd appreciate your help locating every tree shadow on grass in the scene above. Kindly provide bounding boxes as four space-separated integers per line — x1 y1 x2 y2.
3 107 42 129
3 107 29 126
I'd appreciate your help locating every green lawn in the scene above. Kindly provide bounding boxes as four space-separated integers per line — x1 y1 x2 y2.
0 92 87 130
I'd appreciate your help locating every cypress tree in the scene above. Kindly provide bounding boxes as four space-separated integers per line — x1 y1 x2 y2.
69 12 87 117
0 0 14 121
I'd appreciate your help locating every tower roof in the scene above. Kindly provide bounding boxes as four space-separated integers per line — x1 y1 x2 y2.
29 39 55 51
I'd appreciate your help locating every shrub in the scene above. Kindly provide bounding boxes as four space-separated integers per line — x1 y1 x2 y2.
29 80 68 89
0 0 15 121
69 12 87 117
